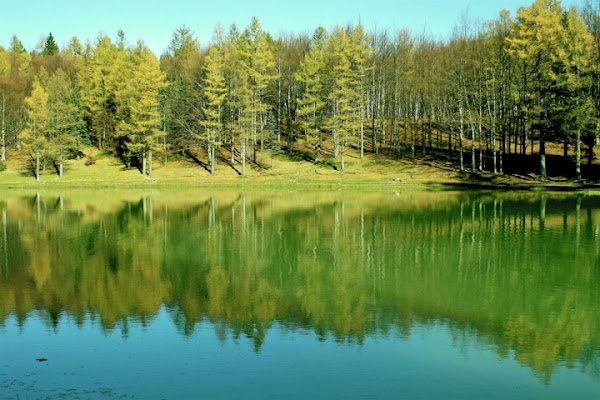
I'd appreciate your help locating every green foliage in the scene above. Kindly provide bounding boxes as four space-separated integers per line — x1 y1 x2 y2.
362 159 392 168
296 27 327 161
78 35 129 150
117 42 167 176
96 151 113 159
0 160 6 172
42 32 59 56
21 74 49 180
201 45 227 174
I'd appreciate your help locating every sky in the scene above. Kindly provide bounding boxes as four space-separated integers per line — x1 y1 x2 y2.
0 0 579 56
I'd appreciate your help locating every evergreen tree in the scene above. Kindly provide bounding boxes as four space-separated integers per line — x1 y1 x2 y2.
296 27 326 163
560 6 597 179
162 26 202 156
78 34 128 151
201 46 227 174
46 68 85 177
328 27 357 172
246 17 276 162
21 77 49 181
121 43 167 176
226 24 253 177
507 0 565 180
348 24 372 158
8 35 30 79
42 33 59 56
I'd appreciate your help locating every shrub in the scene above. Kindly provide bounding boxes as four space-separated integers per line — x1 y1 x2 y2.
0 161 5 172
84 154 97 166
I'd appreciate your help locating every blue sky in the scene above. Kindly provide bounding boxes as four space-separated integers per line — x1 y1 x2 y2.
0 0 577 56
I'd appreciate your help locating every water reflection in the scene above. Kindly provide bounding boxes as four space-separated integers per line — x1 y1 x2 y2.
1 190 600 383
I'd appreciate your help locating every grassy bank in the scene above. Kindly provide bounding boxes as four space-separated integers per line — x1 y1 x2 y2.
0 145 597 192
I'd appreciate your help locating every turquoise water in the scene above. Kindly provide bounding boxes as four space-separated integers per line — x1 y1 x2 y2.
0 190 599 399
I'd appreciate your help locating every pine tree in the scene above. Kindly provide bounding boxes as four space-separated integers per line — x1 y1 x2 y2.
8 35 31 79
21 77 49 181
226 24 253 177
46 68 85 177
348 24 372 159
163 26 202 157
560 6 597 180
264 108 282 170
507 0 565 180
296 27 326 163
328 27 357 172
246 17 276 162
78 34 128 151
201 46 227 175
0 46 8 78
0 91 4 162
123 43 167 177
42 33 59 56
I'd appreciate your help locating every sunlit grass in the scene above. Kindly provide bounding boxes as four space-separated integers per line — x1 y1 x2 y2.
0 141 591 191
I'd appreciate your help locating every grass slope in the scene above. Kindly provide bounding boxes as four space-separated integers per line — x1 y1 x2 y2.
0 143 595 191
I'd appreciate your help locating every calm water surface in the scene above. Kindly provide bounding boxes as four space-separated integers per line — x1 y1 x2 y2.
0 190 599 399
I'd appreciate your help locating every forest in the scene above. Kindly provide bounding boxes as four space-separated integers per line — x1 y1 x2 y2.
1 0 600 181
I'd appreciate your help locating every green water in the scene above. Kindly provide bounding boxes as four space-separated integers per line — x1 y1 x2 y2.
0 190 599 399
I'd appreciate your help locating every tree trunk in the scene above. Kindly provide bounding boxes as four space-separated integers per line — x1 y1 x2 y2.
412 102 417 160
333 102 339 158
360 116 364 159
213 145 217 173
576 130 581 181
36 152 40 182
149 148 153 177
231 129 235 165
259 102 264 162
1 92 5 162
540 140 546 181
459 103 464 173
478 106 483 171
421 110 425 156
466 97 476 174
241 139 246 177
487 91 497 175
403 103 408 147
163 118 167 167
371 72 378 154
211 145 216 175
142 149 147 176
59 156 63 179
341 145 345 172
380 85 386 148
252 118 257 163
499 130 504 174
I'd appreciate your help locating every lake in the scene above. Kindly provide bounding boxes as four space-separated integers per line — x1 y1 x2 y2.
0 189 599 399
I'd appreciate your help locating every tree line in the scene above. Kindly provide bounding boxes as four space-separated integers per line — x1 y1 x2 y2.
1 0 600 180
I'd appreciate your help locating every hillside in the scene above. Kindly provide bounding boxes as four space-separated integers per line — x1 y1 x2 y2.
0 142 596 191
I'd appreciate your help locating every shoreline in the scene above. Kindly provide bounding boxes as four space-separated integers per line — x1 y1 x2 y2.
1 177 599 193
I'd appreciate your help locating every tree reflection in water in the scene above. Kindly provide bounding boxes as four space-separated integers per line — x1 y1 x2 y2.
0 190 599 383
